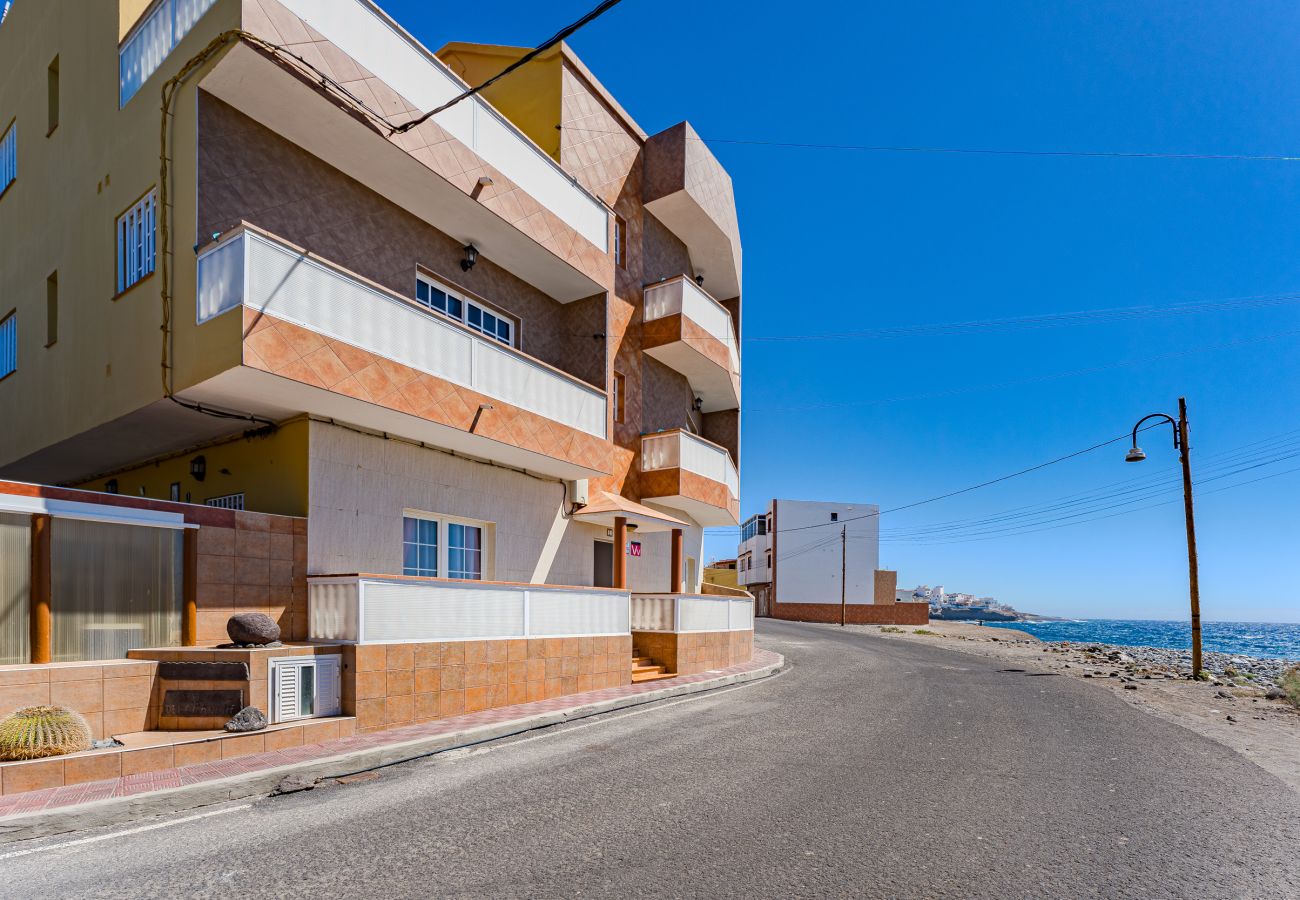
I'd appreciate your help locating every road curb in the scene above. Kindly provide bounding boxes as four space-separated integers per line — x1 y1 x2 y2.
0 652 785 845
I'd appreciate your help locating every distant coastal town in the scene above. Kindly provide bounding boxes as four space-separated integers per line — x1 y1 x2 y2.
896 585 1055 622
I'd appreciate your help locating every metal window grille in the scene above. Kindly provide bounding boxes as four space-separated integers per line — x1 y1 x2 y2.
116 191 156 294
204 492 244 510
0 121 15 195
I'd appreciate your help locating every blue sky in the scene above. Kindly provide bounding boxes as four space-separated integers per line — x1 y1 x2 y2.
386 0 1300 623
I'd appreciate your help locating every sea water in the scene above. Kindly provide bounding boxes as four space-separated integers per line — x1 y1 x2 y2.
982 619 1300 661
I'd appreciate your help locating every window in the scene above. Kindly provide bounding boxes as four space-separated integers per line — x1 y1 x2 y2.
613 215 627 268
119 0 219 106
0 311 14 381
415 274 515 347
403 515 439 577
270 655 341 722
47 56 59 135
116 190 156 294
45 271 57 346
205 493 245 510
403 512 491 580
0 120 14 197
169 483 180 502
612 372 625 424
831 512 838 522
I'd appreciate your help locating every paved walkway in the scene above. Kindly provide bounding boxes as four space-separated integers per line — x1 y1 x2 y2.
0 651 780 820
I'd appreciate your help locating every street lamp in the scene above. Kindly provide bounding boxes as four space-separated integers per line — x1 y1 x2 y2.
1126 397 1202 678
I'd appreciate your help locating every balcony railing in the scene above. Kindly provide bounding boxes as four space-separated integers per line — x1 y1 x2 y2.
270 0 608 251
630 593 754 633
196 226 607 438
644 277 740 375
308 575 631 643
738 565 771 586
642 430 738 499
119 0 218 106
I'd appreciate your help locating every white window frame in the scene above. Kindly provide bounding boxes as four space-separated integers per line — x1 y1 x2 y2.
0 310 14 381
415 272 516 348
269 655 341 723
116 189 156 294
402 509 494 581
204 492 245 510
0 120 15 197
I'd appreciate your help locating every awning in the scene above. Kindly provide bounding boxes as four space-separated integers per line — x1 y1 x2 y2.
570 491 689 533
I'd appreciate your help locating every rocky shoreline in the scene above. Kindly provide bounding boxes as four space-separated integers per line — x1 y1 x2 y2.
1050 640 1294 686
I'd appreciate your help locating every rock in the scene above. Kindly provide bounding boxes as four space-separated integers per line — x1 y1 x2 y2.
225 706 268 733
1265 687 1287 700
1124 684 1138 690
1226 715 1237 723
227 613 280 646
274 773 317 795
1215 690 1235 700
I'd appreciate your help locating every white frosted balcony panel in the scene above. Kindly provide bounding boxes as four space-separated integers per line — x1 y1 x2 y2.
644 279 740 374
362 581 525 642
308 580 360 642
196 236 245 323
677 596 730 633
527 588 630 637
473 341 606 438
729 598 753 631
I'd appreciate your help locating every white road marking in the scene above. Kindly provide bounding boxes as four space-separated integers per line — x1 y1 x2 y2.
0 803 252 860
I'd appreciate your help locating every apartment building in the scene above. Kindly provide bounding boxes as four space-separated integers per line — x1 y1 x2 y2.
737 499 928 625
0 0 752 790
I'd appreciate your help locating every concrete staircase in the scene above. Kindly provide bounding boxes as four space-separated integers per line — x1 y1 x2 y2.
631 655 676 684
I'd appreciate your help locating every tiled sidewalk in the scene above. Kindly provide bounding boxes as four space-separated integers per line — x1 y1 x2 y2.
0 649 780 819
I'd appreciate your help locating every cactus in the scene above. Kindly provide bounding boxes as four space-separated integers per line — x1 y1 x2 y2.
0 705 93 761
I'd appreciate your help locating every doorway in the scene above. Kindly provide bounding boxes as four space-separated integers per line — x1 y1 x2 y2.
593 540 614 588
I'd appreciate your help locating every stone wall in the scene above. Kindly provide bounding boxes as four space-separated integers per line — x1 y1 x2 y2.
769 602 930 627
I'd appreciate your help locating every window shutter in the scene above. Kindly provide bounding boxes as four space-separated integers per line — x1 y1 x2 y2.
275 662 301 722
316 656 341 717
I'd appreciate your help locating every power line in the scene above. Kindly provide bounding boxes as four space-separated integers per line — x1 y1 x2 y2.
393 0 625 136
558 123 1300 163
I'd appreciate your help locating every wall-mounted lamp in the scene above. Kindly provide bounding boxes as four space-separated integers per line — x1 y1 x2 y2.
461 244 479 272
477 176 494 188
694 273 705 286
190 455 207 482
625 523 639 534
693 396 704 412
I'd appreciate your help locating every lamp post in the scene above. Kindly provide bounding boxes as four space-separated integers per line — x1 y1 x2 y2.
1126 397 1202 678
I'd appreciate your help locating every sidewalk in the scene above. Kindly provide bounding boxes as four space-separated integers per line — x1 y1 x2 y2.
0 649 784 843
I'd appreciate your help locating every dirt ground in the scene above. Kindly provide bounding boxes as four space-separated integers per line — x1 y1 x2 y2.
843 620 1300 794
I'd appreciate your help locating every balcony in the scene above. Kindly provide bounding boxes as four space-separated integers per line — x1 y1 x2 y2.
737 563 772 587
640 430 739 527
199 0 607 302
309 575 631 643
192 224 609 480
643 277 740 413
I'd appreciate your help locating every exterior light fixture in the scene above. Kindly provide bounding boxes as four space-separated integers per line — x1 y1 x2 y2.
1125 446 1147 463
476 176 494 187
190 455 207 482
625 523 639 533
694 273 705 286
461 244 479 272
479 403 493 411
693 396 704 412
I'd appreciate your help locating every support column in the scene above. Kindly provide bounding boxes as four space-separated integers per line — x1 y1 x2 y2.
613 516 627 590
183 528 199 646
30 514 51 664
670 528 683 593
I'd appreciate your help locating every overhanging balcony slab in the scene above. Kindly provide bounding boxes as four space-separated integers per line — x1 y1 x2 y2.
643 277 740 413
200 42 604 303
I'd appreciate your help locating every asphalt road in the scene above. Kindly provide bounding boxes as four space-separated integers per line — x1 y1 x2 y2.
5 620 1299 899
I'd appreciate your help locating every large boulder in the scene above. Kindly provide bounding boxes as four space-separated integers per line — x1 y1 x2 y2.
227 612 281 646
225 706 268 733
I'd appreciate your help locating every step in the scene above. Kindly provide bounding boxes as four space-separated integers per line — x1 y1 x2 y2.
632 657 654 667
632 664 665 676
632 669 678 683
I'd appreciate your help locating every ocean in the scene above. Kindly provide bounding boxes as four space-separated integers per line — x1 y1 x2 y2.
982 619 1300 662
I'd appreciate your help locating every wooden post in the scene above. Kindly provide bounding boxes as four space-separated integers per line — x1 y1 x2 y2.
613 516 627 590
670 528 683 593
182 528 198 646
30 514 51 664
840 524 847 627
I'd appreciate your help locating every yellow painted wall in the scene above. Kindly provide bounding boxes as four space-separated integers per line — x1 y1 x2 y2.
0 0 243 474
704 566 739 589
73 417 311 517
119 0 156 40
436 43 562 159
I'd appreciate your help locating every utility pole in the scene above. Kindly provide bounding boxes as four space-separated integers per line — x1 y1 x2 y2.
1177 398 1203 678
1126 397 1202 677
840 524 847 627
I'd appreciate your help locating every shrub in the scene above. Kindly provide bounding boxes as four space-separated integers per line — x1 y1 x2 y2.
880 626 905 634
914 628 939 636
1281 666 1300 709
0 705 93 761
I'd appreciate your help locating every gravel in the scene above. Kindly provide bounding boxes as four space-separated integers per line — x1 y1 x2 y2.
1047 641 1292 684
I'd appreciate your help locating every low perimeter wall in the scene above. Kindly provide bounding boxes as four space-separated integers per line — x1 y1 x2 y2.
632 630 754 675
769 602 930 626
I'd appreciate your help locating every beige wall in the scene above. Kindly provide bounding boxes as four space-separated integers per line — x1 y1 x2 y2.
0 0 243 472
